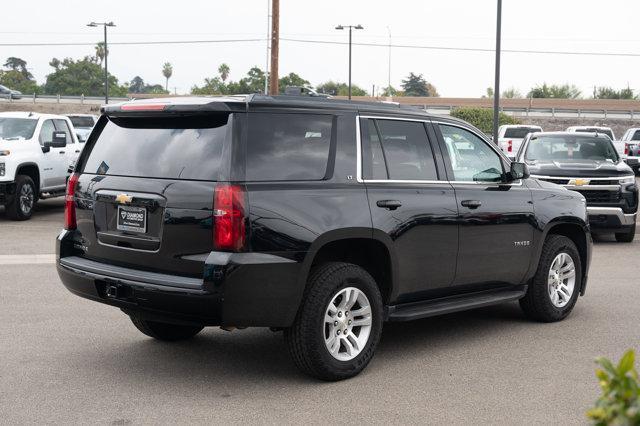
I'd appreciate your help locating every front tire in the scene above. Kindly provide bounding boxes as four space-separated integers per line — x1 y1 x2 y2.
130 315 203 341
520 235 582 322
284 262 383 381
615 223 636 243
6 175 36 221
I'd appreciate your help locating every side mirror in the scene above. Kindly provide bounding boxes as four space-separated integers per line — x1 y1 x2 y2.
44 131 67 148
509 162 530 181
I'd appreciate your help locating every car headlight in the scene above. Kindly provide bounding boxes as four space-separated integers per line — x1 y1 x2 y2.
0 163 4 176
619 176 636 184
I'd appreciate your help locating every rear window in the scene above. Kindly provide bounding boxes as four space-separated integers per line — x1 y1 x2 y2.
246 113 333 181
574 128 614 140
68 116 95 128
82 115 230 180
504 127 540 139
632 130 640 141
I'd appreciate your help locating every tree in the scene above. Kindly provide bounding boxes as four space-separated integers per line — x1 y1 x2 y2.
44 56 127 97
527 83 581 99
482 87 494 99
162 62 173 91
94 42 107 66
128 76 168 94
278 72 310 93
450 107 520 135
3 57 32 79
593 86 635 100
0 70 41 94
502 87 522 99
401 73 439 97
218 63 230 82
315 80 367 96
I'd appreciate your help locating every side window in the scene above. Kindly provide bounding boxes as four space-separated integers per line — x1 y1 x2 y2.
439 124 504 183
374 119 438 180
246 113 333 181
633 130 640 141
53 119 73 144
360 119 388 180
39 120 56 146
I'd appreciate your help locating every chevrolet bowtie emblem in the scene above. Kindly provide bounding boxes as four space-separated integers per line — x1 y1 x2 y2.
571 178 589 186
115 193 133 204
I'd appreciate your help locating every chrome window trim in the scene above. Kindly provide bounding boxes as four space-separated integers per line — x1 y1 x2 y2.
356 115 522 186
530 174 634 181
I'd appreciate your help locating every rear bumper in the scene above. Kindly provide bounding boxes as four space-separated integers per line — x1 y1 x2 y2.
57 231 304 327
587 206 636 232
0 181 16 205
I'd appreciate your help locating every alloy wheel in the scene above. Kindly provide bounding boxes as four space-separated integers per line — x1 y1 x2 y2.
323 287 372 361
547 252 576 308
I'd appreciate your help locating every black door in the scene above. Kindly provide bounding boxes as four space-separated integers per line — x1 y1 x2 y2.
360 117 459 303
435 122 535 287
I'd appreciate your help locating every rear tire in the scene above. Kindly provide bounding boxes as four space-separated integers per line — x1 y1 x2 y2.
6 175 36 221
615 223 636 243
520 235 582 322
284 262 383 381
130 315 203 341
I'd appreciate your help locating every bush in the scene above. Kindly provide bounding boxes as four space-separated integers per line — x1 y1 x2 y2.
450 107 519 135
587 350 640 425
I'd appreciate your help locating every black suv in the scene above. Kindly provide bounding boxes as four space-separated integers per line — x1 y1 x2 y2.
57 96 592 380
517 132 638 242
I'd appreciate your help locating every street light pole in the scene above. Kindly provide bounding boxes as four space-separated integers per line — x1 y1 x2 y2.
87 21 116 104
387 26 391 94
335 24 364 100
492 0 502 143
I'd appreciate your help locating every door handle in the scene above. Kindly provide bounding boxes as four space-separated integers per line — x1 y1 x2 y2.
75 150 80 153
461 200 482 209
376 200 402 210
59 151 66 154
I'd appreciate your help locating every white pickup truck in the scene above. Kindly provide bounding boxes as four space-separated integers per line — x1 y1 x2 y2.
0 112 81 220
620 128 640 174
497 124 543 159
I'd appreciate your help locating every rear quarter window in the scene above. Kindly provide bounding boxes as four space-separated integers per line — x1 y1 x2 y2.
245 113 333 181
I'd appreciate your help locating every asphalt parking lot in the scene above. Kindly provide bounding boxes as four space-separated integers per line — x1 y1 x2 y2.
1 195 639 425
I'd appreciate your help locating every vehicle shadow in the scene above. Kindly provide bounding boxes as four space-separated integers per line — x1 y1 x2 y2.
73 302 530 386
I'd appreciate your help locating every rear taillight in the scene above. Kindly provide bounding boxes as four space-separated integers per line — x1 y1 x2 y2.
213 184 246 251
64 173 79 230
625 143 629 155
507 140 513 153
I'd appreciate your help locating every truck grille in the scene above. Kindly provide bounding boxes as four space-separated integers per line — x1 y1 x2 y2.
573 189 621 203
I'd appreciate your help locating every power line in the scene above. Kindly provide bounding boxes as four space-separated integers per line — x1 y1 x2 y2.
0 38 264 47
2 36 640 58
281 38 640 58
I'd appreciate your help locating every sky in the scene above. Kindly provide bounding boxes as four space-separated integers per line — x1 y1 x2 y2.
2 0 640 98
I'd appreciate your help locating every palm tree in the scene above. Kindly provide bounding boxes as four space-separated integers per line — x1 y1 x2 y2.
162 62 173 91
218 63 230 82
95 42 107 66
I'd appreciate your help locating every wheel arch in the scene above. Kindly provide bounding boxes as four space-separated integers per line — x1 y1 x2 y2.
299 228 398 305
15 162 41 194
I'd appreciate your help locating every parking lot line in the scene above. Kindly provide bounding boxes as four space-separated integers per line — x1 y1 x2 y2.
0 254 56 265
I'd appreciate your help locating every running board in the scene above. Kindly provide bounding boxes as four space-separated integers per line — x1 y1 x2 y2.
386 286 527 322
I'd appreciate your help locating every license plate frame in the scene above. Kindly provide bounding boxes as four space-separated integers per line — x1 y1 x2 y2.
116 205 147 233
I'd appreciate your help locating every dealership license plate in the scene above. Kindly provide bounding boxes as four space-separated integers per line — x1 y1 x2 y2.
117 205 147 233
626 158 638 165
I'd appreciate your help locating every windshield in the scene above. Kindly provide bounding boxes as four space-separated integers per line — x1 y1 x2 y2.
0 118 38 140
504 127 540 139
68 116 95 128
525 135 619 162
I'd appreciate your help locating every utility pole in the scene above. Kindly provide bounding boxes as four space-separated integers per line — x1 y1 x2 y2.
264 0 270 94
335 24 364 100
492 0 502 143
387 26 392 93
269 0 280 95
87 21 116 104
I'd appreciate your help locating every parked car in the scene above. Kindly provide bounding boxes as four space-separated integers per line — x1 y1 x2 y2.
518 131 637 242
0 84 22 100
566 126 625 158
620 128 640 174
65 114 98 143
0 112 80 219
497 124 543 159
57 96 592 381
